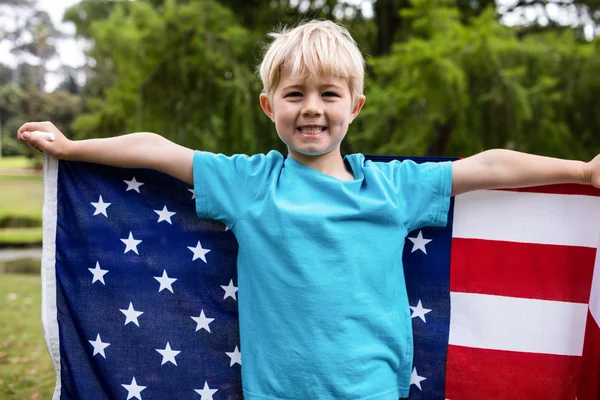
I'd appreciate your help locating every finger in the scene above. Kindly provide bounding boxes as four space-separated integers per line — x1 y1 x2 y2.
25 132 49 152
26 141 44 154
18 122 50 140
18 122 41 140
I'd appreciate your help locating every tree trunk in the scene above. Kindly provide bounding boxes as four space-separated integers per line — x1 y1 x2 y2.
427 120 454 156
373 0 408 56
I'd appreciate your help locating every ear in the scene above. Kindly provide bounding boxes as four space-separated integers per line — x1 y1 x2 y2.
260 93 275 122
349 95 366 123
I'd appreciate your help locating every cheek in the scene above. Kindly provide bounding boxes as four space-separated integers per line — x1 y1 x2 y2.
329 105 352 128
275 114 289 127
330 116 350 129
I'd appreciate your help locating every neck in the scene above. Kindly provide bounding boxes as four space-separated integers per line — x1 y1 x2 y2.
288 149 354 180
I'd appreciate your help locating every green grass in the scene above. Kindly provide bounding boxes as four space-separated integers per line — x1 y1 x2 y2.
0 274 55 399
0 174 43 225
0 156 33 169
0 228 42 245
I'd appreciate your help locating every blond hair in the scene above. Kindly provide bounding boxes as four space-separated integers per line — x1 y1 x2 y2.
258 20 365 104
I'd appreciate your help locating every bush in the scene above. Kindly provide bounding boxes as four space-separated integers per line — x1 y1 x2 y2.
1 136 25 157
1 258 40 274
0 215 42 228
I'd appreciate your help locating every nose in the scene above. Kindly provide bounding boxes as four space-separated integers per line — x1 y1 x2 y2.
301 93 323 117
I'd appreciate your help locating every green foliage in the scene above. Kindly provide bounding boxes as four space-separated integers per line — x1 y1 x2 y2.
2 0 599 159
358 1 600 158
0 80 81 157
70 0 281 153
0 64 12 86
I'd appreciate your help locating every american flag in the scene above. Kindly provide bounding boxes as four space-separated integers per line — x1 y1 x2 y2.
41 155 600 400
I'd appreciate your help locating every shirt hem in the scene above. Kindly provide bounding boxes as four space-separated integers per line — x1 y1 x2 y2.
243 386 409 400
436 161 453 226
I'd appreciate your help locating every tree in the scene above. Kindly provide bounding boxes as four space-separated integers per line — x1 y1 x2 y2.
357 0 600 160
60 0 600 161
0 0 35 83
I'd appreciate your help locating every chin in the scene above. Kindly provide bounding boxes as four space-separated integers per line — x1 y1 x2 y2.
290 146 335 157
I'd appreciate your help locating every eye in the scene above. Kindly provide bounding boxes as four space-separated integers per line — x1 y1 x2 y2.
285 92 302 97
322 91 339 97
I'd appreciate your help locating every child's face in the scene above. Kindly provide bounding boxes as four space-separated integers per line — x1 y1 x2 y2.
260 65 365 160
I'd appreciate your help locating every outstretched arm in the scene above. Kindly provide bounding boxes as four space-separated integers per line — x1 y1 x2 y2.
451 149 600 196
17 121 194 185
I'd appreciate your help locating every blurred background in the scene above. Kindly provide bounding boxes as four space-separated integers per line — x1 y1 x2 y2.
0 0 599 398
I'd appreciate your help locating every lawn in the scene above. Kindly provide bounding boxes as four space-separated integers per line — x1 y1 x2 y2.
0 156 34 170
0 156 43 222
0 273 55 399
0 228 42 244
0 163 43 244
0 174 43 222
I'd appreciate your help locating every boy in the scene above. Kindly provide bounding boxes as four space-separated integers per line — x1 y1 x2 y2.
18 20 600 400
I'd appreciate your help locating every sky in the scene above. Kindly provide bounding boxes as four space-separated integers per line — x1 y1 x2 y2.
0 0 595 92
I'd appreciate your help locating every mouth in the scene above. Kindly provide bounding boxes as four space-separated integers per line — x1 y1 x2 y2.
296 125 327 136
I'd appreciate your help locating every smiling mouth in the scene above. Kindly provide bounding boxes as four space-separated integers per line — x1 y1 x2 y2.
297 126 327 135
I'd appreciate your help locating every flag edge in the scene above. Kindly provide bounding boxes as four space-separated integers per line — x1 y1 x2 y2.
40 155 61 400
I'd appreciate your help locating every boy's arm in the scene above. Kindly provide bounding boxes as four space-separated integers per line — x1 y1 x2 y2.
451 149 600 196
18 121 194 185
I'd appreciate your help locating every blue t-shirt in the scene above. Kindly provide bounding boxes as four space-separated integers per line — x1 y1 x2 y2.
193 150 452 400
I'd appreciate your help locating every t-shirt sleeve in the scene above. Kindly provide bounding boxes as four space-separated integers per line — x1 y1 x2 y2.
390 159 453 232
193 151 281 228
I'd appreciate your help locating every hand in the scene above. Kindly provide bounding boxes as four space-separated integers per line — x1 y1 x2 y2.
588 154 600 189
17 121 72 158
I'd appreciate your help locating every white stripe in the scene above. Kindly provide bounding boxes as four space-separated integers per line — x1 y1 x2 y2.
40 156 61 400
449 292 588 356
590 235 600 324
453 190 600 248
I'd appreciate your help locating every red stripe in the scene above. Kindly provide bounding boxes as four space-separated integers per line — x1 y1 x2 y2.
450 238 595 303
577 311 600 400
502 183 600 197
445 345 580 400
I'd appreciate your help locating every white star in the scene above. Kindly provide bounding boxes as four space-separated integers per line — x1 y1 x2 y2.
194 381 218 399
122 377 146 400
121 232 142 254
407 230 432 254
154 270 177 293
88 261 108 285
410 367 427 390
410 299 432 323
188 188 196 199
120 302 144 327
91 195 111 217
88 334 110 358
221 280 238 300
191 310 214 333
188 241 211 263
156 342 181 366
124 177 144 193
225 225 230 231
154 205 176 224
226 346 241 366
